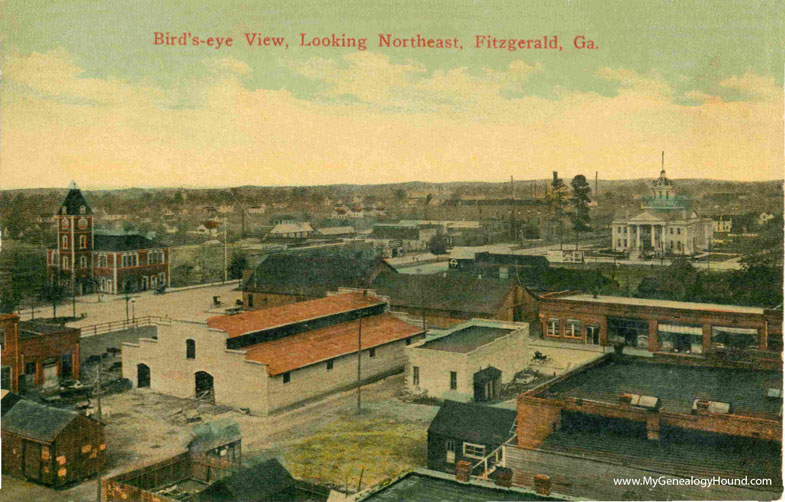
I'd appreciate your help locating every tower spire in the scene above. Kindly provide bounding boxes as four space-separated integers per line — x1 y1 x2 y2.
661 151 665 174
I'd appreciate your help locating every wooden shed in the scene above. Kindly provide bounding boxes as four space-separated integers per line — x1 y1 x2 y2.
1 400 105 487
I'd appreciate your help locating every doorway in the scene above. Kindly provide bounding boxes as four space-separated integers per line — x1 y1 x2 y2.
137 363 150 388
23 440 42 481
195 371 214 401
587 325 601 345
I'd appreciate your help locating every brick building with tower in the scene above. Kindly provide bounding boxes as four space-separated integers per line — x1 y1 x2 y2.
46 182 170 294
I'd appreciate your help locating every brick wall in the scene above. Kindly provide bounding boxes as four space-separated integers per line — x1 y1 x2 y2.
516 398 562 449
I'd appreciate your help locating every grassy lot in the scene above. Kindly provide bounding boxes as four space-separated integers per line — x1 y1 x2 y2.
278 413 428 490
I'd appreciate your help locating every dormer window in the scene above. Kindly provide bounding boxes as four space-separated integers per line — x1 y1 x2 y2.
80 206 86 214
61 207 66 215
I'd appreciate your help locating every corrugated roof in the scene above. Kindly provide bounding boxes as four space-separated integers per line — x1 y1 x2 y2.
208 292 385 338
2 400 79 443
428 400 516 446
244 312 423 375
371 271 514 315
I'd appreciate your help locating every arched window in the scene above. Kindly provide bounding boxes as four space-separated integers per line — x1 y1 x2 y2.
80 256 87 268
186 339 196 359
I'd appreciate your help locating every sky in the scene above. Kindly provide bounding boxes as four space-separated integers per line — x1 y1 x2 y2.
0 0 783 189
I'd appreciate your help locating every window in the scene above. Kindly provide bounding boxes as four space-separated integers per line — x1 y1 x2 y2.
0 328 4 346
283 372 291 384
62 235 68 248
80 256 87 268
62 256 70 269
669 228 673 235
547 318 560 336
25 361 36 375
98 254 107 267
80 205 86 214
326 359 334 371
369 348 376 358
412 366 419 386
463 442 486 459
405 337 412 346
186 339 195 359
61 354 73 377
445 439 456 463
677 228 681 235
79 235 87 249
565 320 582 337
449 371 457 390
1 366 10 390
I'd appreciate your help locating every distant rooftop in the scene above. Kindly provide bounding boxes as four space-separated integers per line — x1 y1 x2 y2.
557 294 766 315
356 469 567 502
418 325 516 353
541 357 782 417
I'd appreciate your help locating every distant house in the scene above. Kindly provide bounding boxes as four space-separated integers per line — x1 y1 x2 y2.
271 214 297 225
406 320 528 402
427 400 516 474
332 207 349 219
217 204 235 214
163 222 179 234
2 400 105 487
370 271 537 328
712 215 733 233
316 226 356 238
242 254 394 309
266 223 313 239
372 223 439 252
247 205 266 214
758 211 776 226
196 220 221 236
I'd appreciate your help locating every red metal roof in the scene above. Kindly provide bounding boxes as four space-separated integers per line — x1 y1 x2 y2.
243 313 422 375
206 292 385 338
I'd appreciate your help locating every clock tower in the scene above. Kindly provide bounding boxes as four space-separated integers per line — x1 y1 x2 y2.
54 182 94 294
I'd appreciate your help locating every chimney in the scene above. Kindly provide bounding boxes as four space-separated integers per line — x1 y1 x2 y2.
646 413 661 441
455 460 472 482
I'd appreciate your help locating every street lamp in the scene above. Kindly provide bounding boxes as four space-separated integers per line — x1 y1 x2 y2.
131 299 136 324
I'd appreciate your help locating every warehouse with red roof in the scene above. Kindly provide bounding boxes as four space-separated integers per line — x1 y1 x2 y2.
121 291 424 415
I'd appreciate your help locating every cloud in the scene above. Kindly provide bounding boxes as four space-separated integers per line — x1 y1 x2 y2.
1 49 782 189
288 53 542 112
595 67 672 100
719 72 781 101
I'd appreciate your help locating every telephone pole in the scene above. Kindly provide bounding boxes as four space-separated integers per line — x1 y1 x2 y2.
356 312 363 412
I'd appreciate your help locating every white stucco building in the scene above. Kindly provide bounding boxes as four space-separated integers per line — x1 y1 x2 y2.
405 320 528 403
612 165 713 257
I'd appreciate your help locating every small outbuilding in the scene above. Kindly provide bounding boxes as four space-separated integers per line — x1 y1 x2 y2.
427 400 517 474
1 400 105 487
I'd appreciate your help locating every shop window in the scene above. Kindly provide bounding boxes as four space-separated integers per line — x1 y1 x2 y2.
565 320 582 338
547 318 560 336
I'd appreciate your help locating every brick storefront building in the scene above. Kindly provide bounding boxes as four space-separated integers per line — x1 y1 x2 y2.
46 182 170 295
537 292 782 358
0 314 80 393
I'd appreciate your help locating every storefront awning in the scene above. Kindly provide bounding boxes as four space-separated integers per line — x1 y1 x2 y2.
712 326 758 335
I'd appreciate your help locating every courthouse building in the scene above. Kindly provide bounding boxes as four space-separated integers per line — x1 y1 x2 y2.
612 162 713 257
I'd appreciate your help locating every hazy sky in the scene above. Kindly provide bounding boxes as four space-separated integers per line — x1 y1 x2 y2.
1 0 783 188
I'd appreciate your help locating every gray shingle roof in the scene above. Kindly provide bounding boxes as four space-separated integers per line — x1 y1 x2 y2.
371 271 514 315
196 458 294 502
60 187 92 215
428 400 516 445
2 400 79 443
246 255 391 297
93 232 165 251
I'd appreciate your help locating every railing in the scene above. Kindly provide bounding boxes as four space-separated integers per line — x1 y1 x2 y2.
471 434 516 479
80 315 172 336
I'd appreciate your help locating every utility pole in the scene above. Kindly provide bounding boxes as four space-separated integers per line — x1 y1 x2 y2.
95 362 103 502
356 311 363 412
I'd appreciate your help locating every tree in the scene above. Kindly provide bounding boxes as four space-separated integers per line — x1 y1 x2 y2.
228 252 249 280
569 175 592 250
547 173 568 249
40 280 67 319
428 234 448 255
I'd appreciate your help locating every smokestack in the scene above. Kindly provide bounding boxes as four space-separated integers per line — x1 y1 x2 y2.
595 171 598 196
